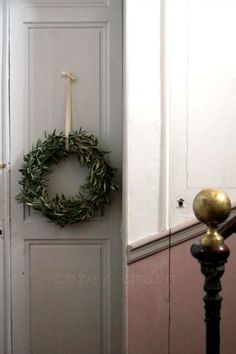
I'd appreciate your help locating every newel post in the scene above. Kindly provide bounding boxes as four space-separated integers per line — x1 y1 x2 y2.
190 188 231 354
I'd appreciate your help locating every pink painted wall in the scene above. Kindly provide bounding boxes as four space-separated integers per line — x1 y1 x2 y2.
128 248 169 354
128 235 236 354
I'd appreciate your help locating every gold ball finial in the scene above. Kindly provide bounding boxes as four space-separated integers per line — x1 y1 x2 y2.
193 188 231 225
193 188 231 247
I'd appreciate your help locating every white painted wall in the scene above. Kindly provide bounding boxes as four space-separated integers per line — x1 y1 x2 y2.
124 0 163 243
125 0 236 243
169 0 236 226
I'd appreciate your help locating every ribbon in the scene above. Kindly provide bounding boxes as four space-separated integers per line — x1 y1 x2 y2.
62 71 76 151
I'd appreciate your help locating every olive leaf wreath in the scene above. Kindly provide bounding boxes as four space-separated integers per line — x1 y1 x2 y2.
16 129 118 227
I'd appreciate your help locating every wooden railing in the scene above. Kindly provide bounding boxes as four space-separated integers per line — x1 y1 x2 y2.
191 188 235 354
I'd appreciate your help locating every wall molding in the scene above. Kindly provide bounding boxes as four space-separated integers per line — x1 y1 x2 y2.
24 0 109 8
128 205 236 264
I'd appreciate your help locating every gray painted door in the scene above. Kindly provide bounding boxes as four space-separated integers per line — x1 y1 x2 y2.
10 1 122 354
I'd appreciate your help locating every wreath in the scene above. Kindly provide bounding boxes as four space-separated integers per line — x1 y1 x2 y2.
16 129 118 227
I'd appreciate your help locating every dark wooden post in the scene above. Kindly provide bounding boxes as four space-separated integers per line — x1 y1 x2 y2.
191 243 230 354
190 188 231 354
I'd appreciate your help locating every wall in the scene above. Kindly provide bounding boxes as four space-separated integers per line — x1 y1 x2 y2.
125 0 236 244
124 0 163 243
128 235 236 354
168 0 236 227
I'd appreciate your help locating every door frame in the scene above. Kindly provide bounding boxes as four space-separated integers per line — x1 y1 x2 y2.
1 1 12 353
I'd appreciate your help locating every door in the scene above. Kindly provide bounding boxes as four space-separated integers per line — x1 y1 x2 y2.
10 1 122 353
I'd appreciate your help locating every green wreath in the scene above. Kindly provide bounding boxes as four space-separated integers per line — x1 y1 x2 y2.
16 129 118 227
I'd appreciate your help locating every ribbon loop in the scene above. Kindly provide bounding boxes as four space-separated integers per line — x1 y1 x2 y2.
62 71 76 151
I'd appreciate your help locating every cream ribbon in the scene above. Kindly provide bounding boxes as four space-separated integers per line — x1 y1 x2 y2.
62 71 76 150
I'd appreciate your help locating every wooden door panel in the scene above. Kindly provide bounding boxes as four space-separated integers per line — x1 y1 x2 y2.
28 241 108 354
25 0 108 6
27 23 108 143
10 1 122 353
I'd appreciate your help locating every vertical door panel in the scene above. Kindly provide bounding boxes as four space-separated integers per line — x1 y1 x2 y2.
10 1 122 353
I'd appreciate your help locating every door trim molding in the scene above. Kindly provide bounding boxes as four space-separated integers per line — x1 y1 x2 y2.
1 1 11 353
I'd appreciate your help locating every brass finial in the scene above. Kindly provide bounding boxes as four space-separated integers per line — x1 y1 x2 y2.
193 188 231 247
